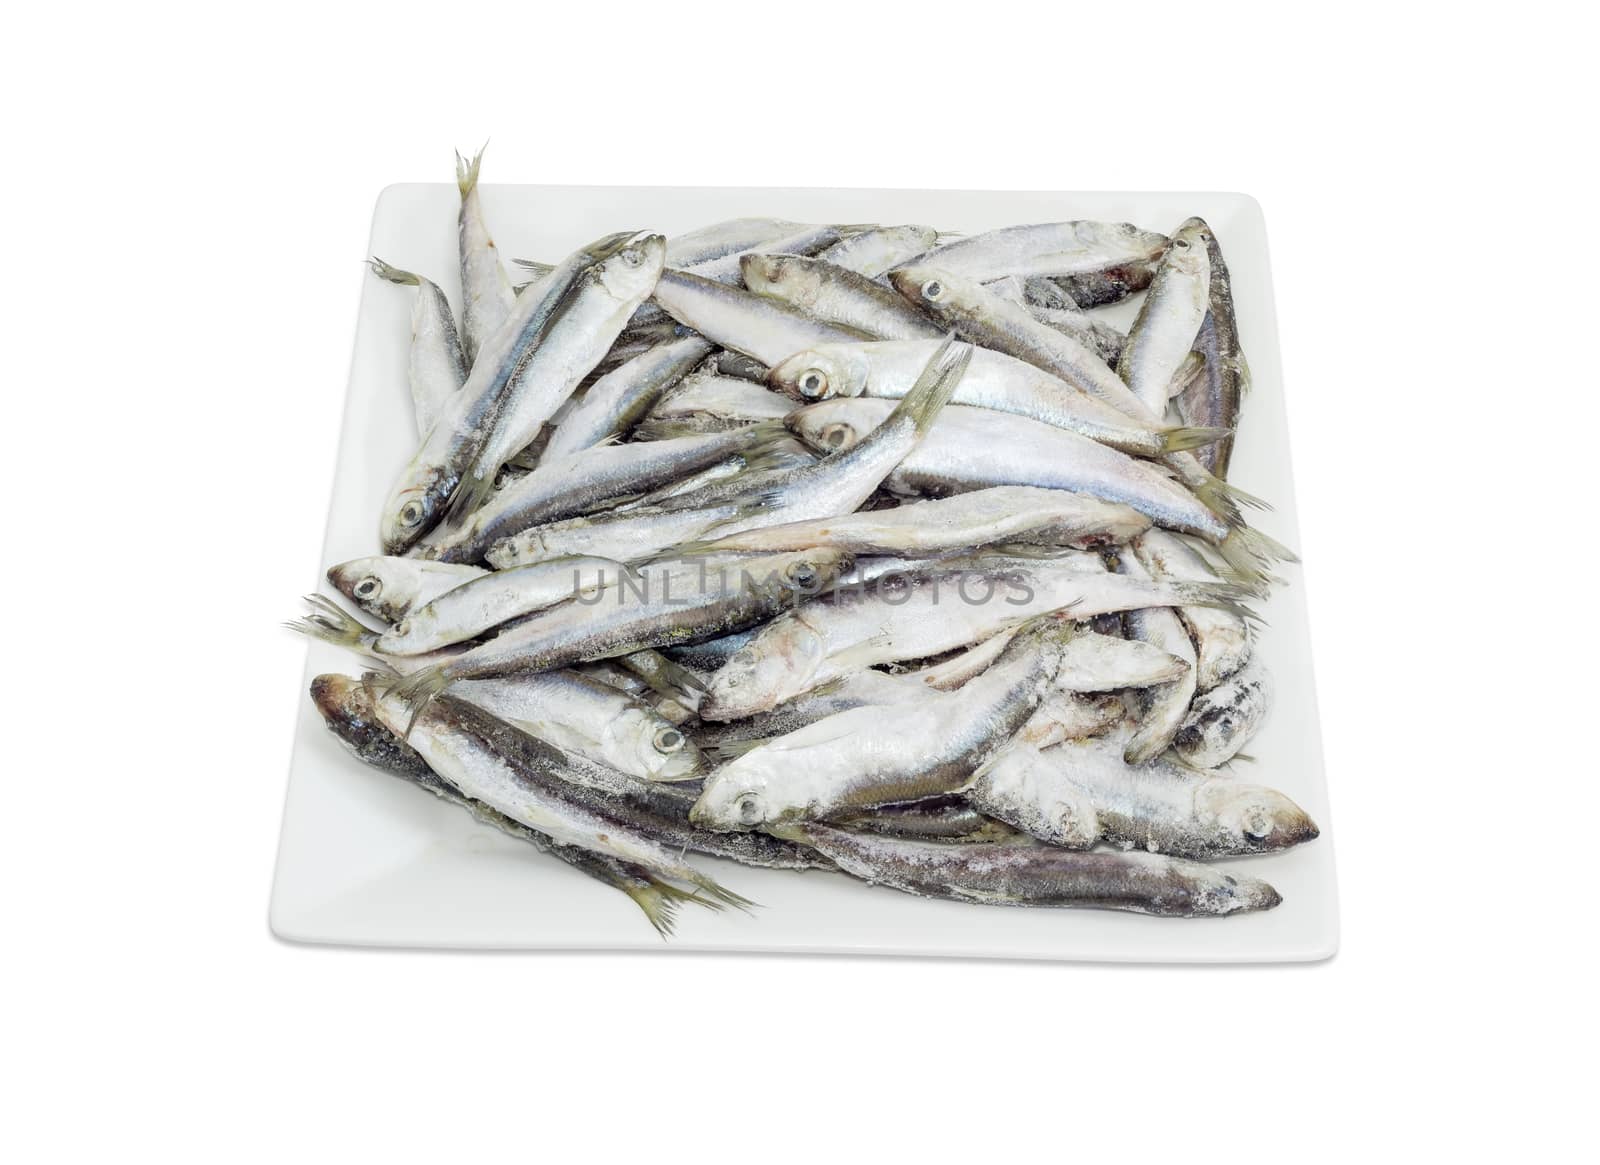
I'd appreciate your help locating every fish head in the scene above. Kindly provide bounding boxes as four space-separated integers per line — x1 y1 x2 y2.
1183 866 1284 916
309 673 421 772
1198 780 1320 854
768 346 871 402
328 555 424 624
888 264 967 322
1077 220 1172 263
726 548 855 606
374 605 438 656
309 672 365 728
1174 671 1270 767
700 616 828 722
617 708 707 782
785 399 876 455
1164 219 1211 278
595 232 666 302
379 465 453 556
739 253 820 306
689 754 785 832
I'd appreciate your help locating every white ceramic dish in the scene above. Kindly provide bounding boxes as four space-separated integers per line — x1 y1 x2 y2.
270 185 1338 961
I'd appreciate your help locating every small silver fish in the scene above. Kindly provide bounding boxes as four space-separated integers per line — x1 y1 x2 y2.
691 616 1078 830
455 146 515 366
1174 662 1272 768
771 822 1282 917
366 259 467 437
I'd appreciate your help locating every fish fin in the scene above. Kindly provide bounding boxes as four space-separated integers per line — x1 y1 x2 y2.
1165 349 1206 398
1215 526 1298 594
1187 472 1244 524
643 650 710 694
686 870 757 914
667 538 728 558
826 631 899 671
1240 523 1297 564
883 333 971 438
1191 468 1272 517
382 664 453 738
706 737 772 761
284 594 379 651
619 649 708 700
630 418 700 440
1230 352 1253 396
679 492 786 545
1160 426 1233 454
622 876 727 939
442 468 499 530
366 258 420 287
625 880 679 939
1174 578 1261 613
512 257 555 277
455 143 487 196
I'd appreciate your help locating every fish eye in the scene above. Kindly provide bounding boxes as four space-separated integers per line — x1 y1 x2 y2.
821 423 851 449
735 793 764 825
354 577 381 599
786 563 819 589
621 248 644 267
1173 238 1190 249
392 620 410 637
798 370 828 398
653 727 685 753
920 279 943 300
399 501 424 527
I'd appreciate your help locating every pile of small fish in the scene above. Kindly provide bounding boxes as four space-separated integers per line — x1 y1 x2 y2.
293 149 1318 936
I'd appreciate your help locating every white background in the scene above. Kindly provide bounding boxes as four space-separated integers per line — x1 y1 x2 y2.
3 3 1590 1160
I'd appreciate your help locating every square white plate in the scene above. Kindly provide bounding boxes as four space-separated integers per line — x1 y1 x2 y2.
271 185 1338 961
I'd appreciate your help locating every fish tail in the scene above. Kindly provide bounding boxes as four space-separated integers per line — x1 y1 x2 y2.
704 737 771 761
1175 579 1259 611
888 333 972 438
687 869 758 914
1190 466 1272 518
455 142 487 196
1160 425 1233 454
623 876 722 939
1215 527 1296 594
623 649 710 697
1188 473 1244 524
283 594 378 651
382 663 453 738
366 257 420 287
667 531 746 557
1239 523 1298 565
